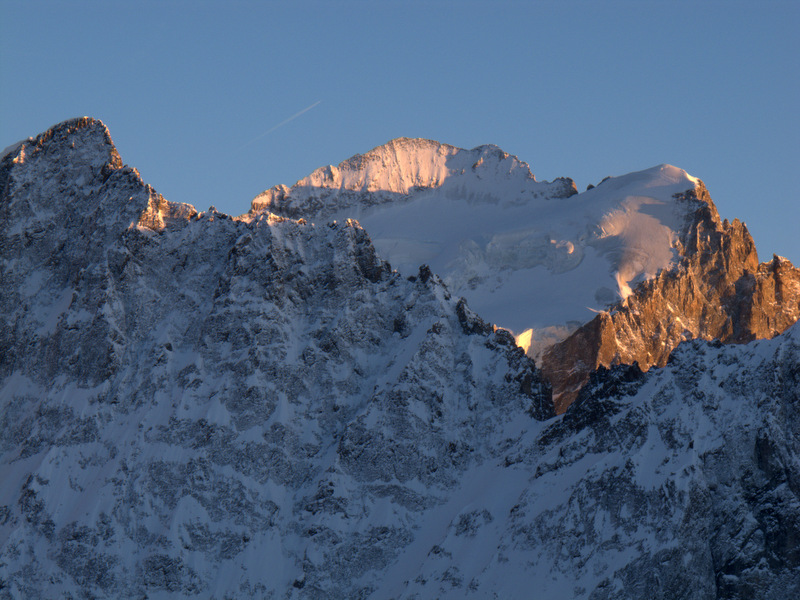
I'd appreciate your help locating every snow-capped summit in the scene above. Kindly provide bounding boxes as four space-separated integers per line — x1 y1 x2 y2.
252 148 706 359
251 137 577 220
295 137 570 197
251 144 800 411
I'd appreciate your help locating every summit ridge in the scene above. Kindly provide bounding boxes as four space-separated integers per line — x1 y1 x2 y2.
251 137 577 219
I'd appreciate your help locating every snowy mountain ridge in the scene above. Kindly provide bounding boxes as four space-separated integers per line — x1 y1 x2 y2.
1 118 799 598
252 137 578 220
0 118 551 597
252 140 702 357
251 138 800 412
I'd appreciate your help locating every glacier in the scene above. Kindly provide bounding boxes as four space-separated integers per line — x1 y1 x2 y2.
251 138 703 359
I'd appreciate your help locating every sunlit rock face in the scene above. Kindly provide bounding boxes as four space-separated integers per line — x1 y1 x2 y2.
252 136 578 219
542 183 800 412
2 119 800 598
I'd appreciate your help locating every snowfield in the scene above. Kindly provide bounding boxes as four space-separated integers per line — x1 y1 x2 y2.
252 138 703 358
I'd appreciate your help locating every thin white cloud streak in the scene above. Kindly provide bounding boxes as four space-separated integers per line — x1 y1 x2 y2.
244 101 322 146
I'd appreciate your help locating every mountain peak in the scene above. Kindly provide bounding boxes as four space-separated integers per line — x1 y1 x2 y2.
294 137 537 196
251 138 577 218
357 137 511 166
362 136 457 155
591 163 699 192
3 117 122 172
4 119 800 599
0 117 202 240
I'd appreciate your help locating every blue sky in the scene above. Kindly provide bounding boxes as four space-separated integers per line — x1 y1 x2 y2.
2 0 798 264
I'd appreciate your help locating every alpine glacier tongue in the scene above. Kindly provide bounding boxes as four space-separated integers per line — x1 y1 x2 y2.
252 142 702 358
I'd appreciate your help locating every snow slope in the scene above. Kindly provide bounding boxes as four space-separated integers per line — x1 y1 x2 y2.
252 140 702 358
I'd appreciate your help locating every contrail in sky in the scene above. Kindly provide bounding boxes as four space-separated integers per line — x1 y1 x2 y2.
244 100 322 146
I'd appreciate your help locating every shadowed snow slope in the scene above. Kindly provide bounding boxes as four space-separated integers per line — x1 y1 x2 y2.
373 323 800 599
0 118 550 598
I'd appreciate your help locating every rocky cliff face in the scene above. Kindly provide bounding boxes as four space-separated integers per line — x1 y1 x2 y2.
0 118 550 598
375 326 800 599
542 183 800 412
2 119 799 599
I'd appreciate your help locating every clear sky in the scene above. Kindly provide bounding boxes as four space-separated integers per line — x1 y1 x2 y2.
2 0 798 264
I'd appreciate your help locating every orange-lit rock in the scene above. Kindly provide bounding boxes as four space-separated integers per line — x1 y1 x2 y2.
542 182 800 412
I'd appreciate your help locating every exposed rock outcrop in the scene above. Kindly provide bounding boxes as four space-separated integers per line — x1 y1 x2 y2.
542 182 800 412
